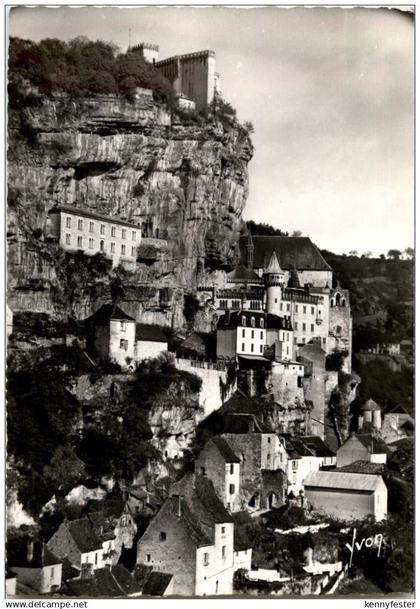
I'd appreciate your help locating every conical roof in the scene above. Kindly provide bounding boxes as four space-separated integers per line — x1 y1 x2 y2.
264 251 283 274
361 399 381 412
287 268 301 289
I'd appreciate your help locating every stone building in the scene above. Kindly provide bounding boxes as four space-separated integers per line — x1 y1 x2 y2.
85 304 168 369
86 500 137 566
285 436 336 496
131 43 218 111
7 538 62 595
47 517 104 573
47 205 141 268
304 471 388 521
137 473 248 596
336 433 388 468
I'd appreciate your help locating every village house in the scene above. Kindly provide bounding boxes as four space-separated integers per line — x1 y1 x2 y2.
8 537 63 595
47 205 141 268
285 436 336 496
47 517 104 573
336 433 388 468
137 473 250 596
86 499 137 566
85 304 168 369
303 471 388 521
357 398 382 432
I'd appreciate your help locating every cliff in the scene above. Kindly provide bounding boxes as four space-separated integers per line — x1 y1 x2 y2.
7 93 253 327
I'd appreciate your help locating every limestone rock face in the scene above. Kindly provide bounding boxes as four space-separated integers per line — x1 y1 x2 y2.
8 94 253 326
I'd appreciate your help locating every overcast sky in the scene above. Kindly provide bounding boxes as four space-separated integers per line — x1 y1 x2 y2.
9 6 414 256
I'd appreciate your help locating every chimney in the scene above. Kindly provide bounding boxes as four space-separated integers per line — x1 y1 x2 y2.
26 538 34 563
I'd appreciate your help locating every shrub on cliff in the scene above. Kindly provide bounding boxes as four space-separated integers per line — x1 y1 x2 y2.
8 36 172 102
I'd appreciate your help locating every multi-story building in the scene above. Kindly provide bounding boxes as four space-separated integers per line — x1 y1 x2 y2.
195 437 241 511
85 304 168 369
137 473 250 596
285 436 336 496
47 205 141 267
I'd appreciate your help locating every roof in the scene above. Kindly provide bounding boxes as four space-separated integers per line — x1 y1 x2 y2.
8 539 61 569
67 518 103 553
361 399 381 412
64 565 145 597
239 235 332 271
226 265 262 283
136 323 167 343
217 309 265 329
264 251 283 274
288 268 302 289
142 571 173 596
49 204 140 230
86 304 135 325
304 471 384 492
353 434 389 454
336 461 385 475
233 526 253 552
166 495 212 547
211 436 241 463
266 313 293 331
299 436 336 458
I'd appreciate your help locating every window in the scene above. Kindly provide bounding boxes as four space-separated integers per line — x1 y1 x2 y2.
295 322 298 331
132 230 136 241
222 546 226 559
51 567 54 578
260 331 264 340
260 345 263 353
311 324 314 333
323 338 326 345
302 323 306 332
159 532 167 541
267 453 271 462
120 339 128 350
200 466 206 475
203 552 209 566
89 238 94 249
311 307 315 315
302 337 306 344
241 343 245 351
303 306 306 314
287 304 290 311
146 554 151 562
287 346 289 355
95 552 98 565
89 221 94 233
241 316 246 326
251 317 255 327
294 337 297 345
122 229 127 239
251 344 254 352
100 224 105 235
230 463 234 474
221 526 226 535
215 581 219 594
111 243 115 253
65 234 71 245
78 219 83 230
291 460 299 470
121 244 126 255
242 329 245 338
100 239 105 252
66 216 71 228
251 330 254 339
111 226 116 237
259 318 264 328
131 246 136 257
275 298 277 303
229 484 235 494
77 236 82 248
280 302 283 311
121 321 126 331
295 305 298 313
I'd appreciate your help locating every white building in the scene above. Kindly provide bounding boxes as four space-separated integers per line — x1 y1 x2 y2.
336 433 388 468
47 205 141 268
285 436 336 496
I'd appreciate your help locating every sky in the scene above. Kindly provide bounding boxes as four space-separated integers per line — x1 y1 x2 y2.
9 5 414 256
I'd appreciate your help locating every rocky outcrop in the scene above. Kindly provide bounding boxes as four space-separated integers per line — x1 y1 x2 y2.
328 371 361 445
8 94 253 327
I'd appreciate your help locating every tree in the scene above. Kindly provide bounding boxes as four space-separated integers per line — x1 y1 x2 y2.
291 230 303 237
243 121 254 134
348 250 359 257
404 247 414 260
246 220 288 236
387 249 402 260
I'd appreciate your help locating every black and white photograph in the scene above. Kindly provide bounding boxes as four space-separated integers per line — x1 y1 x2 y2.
4 3 415 601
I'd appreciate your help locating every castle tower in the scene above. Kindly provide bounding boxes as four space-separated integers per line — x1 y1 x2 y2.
264 251 284 315
129 42 159 64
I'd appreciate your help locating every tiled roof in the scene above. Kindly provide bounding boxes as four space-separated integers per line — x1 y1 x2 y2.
86 304 136 325
266 313 293 331
67 518 103 553
211 436 241 463
64 565 144 597
239 235 332 271
287 268 302 289
354 434 389 454
304 471 384 492
167 495 212 547
299 436 336 458
226 265 262 283
264 251 283 274
142 571 173 596
136 323 167 343
217 310 265 329
336 461 385 475
49 204 140 229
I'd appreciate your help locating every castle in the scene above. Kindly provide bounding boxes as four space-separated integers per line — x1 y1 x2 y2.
129 42 220 111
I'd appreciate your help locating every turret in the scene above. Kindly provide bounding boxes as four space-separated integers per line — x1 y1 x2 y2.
264 251 284 315
128 42 159 64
